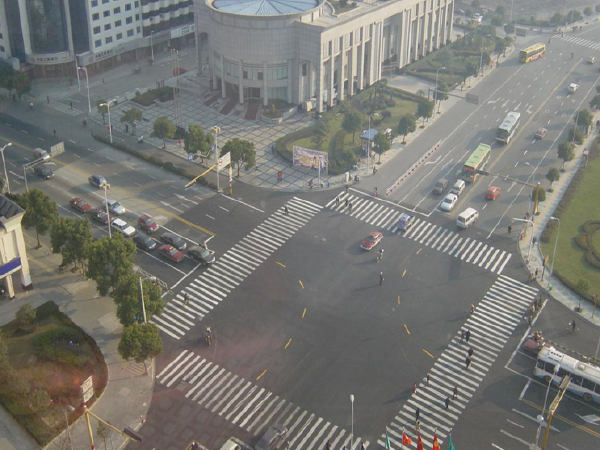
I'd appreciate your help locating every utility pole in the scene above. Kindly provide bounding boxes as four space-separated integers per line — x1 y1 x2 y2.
541 376 571 450
476 169 542 216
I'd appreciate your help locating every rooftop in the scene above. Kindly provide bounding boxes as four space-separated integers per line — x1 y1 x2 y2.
212 0 318 16
0 195 24 225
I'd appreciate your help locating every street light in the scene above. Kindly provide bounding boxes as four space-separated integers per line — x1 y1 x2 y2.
150 31 155 63
513 217 535 262
548 216 560 286
102 184 111 238
533 364 559 450
434 66 446 114
211 126 221 193
367 113 379 174
0 142 12 194
64 405 75 450
479 35 492 77
78 66 92 113
138 276 157 323
524 162 536 216
99 99 118 143
349 394 354 448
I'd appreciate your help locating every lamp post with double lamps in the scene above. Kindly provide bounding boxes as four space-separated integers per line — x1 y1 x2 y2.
548 216 560 287
367 113 379 173
211 126 221 192
434 66 446 114
532 364 559 450
77 66 92 113
479 34 492 77
99 99 118 143
350 394 355 446
138 276 159 323
0 142 12 193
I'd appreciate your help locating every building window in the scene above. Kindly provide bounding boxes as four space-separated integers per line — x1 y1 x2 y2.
115 20 122 27
125 3 131 11
135 14 140 20
258 71 263 81
243 70 248 79
126 16 133 24
104 24 111 31
93 26 101 34
137 26 141 33
116 33 122 40
102 0 109 4
114 7 121 14
92 13 100 20
0 46 5 53
106 36 113 44
302 63 307 76
95 39 101 47
135 1 139 6
127 29 134 37
92 0 98 6
103 10 110 17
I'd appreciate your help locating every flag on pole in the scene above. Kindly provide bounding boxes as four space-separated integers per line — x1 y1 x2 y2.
447 433 455 450
416 434 424 450
432 433 440 450
385 428 391 450
402 430 411 447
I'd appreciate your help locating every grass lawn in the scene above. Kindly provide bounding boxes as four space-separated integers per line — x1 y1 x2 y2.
540 155 600 299
0 302 107 446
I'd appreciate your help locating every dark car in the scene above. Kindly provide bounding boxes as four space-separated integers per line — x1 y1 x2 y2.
188 245 216 265
433 178 449 195
88 174 108 188
34 164 54 179
70 197 92 213
397 213 415 232
160 232 187 251
134 234 157 251
89 208 110 225
255 424 288 450
138 214 159 234
158 244 185 263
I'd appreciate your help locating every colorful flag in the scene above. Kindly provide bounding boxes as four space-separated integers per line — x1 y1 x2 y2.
402 431 411 446
447 433 455 450
416 434 424 450
432 433 440 450
385 428 391 450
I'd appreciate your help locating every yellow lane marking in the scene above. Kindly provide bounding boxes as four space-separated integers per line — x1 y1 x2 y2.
256 369 267 381
276 262 286 268
404 324 410 335
1 133 215 236
397 295 401 305
521 398 600 439
402 269 407 277
284 339 292 350
299 280 304 289
416 248 422 255
422 349 434 359
302 308 306 319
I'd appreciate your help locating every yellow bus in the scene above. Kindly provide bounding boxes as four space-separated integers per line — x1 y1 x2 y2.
462 143 491 182
519 43 546 63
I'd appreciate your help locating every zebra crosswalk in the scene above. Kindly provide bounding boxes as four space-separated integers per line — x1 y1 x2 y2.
556 34 600 51
326 193 511 274
150 197 322 340
378 276 538 449
158 349 369 450
44 101 84 116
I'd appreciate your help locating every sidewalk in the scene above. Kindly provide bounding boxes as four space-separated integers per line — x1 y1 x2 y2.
0 233 153 450
516 122 600 328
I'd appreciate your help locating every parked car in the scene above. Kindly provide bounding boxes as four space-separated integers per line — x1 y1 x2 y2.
158 244 185 263
255 424 288 450
89 174 108 188
33 164 54 179
34 148 50 161
160 232 187 251
89 208 110 225
133 234 157 251
433 178 449 195
70 197 92 213
188 245 216 265
440 193 458 212
104 199 126 215
396 213 415 232
360 231 383 250
534 127 547 139
138 213 159 234
111 218 136 237
485 186 501 200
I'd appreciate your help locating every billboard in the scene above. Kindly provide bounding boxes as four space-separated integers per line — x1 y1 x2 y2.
292 146 328 174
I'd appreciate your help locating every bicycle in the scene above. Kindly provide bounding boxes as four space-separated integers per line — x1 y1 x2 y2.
567 322 579 333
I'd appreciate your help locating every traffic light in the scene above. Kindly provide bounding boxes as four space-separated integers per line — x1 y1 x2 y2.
123 427 143 443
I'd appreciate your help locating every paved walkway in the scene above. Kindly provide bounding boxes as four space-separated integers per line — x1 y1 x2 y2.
0 233 153 450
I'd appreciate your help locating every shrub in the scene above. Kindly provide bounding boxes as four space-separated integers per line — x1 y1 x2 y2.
385 98 396 107
32 328 87 369
35 301 59 321
381 110 392 119
163 161 175 171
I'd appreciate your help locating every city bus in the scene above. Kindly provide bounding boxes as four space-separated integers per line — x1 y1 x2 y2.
496 112 521 144
462 143 491 182
519 43 546 63
534 346 600 404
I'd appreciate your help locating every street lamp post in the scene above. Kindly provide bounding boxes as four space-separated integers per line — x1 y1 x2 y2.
78 66 92 113
479 35 492 77
138 276 157 323
434 66 446 114
533 364 559 450
367 113 379 174
99 99 117 143
513 217 535 261
211 126 221 192
150 31 155 63
64 405 75 450
548 216 560 287
524 162 537 216
0 142 12 193
102 184 111 238
350 394 354 447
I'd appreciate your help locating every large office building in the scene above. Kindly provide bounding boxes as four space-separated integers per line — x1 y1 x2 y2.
194 0 454 113
0 0 195 78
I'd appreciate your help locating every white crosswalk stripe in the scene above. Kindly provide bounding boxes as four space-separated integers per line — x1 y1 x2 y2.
150 197 322 339
376 276 538 449
326 193 512 274
556 34 600 51
157 349 370 450
43 101 84 116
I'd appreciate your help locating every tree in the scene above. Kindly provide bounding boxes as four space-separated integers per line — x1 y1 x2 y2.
503 37 514 55
112 274 164 327
495 39 508 60
152 116 176 148
397 114 417 143
435 81 449 113
491 16 503 27
51 217 93 271
416 100 434 127
575 108 593 133
590 94 600 110
536 187 546 203
568 126 584 145
19 188 58 248
504 23 515 34
567 10 583 22
184 124 213 163
495 6 505 16
342 109 363 143
120 108 143 135
584 6 593 18
312 118 330 148
118 323 163 375
372 132 390 163
545 168 560 190
87 234 137 296
0 329 12 382
464 61 478 86
16 304 36 328
557 141 575 169
471 0 480 8
12 73 31 99
97 99 108 123
222 138 256 177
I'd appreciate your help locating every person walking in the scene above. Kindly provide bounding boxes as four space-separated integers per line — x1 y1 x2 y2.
453 386 459 400
360 443 365 450
379 272 384 286
29 102 33 110
465 329 471 343
70 101 73 110
508 225 512 234
459 330 465 345
535 268 539 279
326 441 331 450
284 205 289 215
415 420 421 433
426 373 431 386
468 347 474 358
413 383 417 395
46 95 50 104
348 202 353 213
53 128 56 136
335 197 340 207
444 396 450 409
465 356 472 369
415 407 420 424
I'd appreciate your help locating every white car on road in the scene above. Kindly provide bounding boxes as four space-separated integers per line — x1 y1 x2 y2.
111 218 136 237
104 199 126 215
440 193 458 212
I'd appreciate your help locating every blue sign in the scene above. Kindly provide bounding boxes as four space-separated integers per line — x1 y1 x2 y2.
0 257 21 277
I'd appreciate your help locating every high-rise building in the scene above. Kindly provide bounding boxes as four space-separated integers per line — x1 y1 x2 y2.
0 0 195 78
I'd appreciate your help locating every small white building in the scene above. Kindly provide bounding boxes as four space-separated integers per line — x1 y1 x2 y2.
0 196 32 298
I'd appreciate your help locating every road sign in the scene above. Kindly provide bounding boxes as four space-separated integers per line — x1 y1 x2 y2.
51 142 65 157
218 151 231 169
466 93 479 105
81 375 94 402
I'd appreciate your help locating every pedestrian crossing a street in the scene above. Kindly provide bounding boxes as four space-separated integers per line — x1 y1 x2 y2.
326 192 512 274
43 101 84 117
150 197 322 340
157 349 370 450
555 34 600 51
377 276 538 450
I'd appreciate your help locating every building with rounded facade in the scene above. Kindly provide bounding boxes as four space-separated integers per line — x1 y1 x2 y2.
195 0 454 113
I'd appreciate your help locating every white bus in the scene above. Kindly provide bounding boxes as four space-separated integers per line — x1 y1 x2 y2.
496 112 521 144
534 346 600 404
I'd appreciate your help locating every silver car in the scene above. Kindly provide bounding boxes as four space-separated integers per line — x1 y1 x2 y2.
104 199 126 215
255 424 287 450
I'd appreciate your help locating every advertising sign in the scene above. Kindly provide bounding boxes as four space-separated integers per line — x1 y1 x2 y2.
292 146 328 174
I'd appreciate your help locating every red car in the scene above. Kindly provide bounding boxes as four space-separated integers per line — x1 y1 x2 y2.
89 208 110 225
485 186 501 200
158 244 185 263
138 213 159 234
70 197 92 213
360 231 383 250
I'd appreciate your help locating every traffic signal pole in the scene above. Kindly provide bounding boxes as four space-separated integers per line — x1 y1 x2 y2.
83 405 143 448
476 169 542 215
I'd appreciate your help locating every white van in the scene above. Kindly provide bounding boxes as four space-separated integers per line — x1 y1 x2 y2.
451 179 466 196
457 208 479 229
568 83 579 94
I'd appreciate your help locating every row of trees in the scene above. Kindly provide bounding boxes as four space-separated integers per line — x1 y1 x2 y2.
16 189 163 374
0 64 31 99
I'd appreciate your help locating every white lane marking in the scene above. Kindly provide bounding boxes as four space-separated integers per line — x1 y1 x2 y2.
160 200 183 214
69 139 77 144
93 162 100 167
556 444 571 450
519 379 531 400
206 214 215 220
219 206 229 212
492 444 505 450
175 193 198 205
106 156 114 161
37 137 45 142
506 419 524 428
87 148 94 152
220 193 264 213
156 192 166 198
20 129 28 134
73 154 80 158
134 182 142 187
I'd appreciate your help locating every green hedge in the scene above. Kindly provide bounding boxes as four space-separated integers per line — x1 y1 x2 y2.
33 328 87 368
131 86 174 107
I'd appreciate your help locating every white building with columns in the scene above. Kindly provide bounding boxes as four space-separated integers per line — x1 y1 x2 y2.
195 0 454 113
